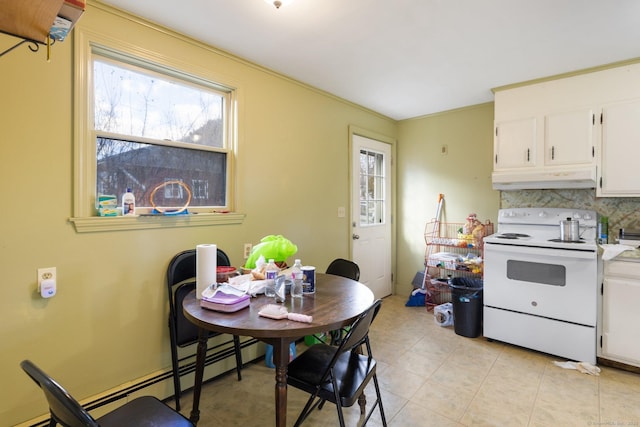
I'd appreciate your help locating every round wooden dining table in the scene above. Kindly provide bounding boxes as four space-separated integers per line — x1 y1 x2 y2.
182 273 374 427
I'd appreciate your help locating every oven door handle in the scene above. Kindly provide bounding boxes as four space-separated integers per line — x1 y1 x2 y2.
485 243 597 260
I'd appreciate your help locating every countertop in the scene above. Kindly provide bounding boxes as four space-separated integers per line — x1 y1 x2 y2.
604 245 640 262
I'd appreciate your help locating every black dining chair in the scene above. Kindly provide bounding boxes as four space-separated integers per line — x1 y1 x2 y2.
324 258 361 345
326 258 360 281
20 359 194 427
286 299 386 427
167 248 243 411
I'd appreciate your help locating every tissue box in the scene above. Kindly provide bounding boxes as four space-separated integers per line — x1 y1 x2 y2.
98 194 118 217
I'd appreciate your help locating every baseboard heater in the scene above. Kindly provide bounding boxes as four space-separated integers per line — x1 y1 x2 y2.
26 337 259 427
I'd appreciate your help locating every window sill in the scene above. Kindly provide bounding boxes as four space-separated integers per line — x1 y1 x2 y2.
69 212 246 233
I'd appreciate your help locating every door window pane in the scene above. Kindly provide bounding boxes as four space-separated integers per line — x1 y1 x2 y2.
359 149 386 225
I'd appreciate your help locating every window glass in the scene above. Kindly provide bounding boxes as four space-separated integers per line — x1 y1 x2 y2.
92 54 233 213
359 149 386 225
96 138 227 209
94 60 224 147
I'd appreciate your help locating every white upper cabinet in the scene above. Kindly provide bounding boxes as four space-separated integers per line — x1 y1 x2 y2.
598 98 640 196
494 117 536 170
544 109 595 166
493 62 640 194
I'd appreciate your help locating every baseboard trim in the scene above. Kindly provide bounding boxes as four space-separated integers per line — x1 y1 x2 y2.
21 337 260 427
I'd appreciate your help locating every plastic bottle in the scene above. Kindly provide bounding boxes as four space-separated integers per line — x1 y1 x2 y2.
264 342 297 368
598 216 609 244
265 259 278 281
291 259 303 298
122 188 135 216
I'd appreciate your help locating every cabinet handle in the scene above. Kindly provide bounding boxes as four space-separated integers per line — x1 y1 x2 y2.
551 146 555 160
527 148 530 162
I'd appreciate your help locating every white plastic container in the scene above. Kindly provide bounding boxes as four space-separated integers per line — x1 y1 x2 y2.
122 188 135 216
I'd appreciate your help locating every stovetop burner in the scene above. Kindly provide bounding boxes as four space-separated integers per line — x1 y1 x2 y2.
496 233 530 239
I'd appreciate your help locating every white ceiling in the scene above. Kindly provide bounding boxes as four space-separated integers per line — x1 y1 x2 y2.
99 0 640 120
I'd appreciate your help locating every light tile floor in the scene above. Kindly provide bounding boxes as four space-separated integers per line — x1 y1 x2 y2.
173 294 640 426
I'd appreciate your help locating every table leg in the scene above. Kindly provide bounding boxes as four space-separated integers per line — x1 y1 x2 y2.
273 339 289 427
189 327 208 424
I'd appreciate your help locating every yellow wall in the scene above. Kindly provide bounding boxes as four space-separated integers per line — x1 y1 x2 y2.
1 2 498 424
396 104 500 294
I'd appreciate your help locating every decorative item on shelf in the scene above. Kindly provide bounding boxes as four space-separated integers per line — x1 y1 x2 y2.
51 0 85 41
149 180 192 215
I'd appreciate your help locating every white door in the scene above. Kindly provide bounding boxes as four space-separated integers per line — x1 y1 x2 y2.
351 133 393 299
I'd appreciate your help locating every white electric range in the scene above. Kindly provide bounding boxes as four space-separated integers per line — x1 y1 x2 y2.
483 208 602 364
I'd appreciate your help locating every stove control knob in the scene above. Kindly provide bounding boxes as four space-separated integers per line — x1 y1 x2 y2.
573 213 582 220
583 213 592 220
538 211 547 218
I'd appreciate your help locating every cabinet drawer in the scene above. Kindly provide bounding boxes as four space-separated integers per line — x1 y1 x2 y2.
605 260 640 278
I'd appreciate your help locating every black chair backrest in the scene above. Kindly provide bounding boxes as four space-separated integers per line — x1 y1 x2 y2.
339 299 382 353
167 249 231 347
167 249 231 286
21 359 99 427
326 258 360 281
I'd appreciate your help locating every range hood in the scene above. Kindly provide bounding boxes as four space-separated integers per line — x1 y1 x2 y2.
492 166 597 190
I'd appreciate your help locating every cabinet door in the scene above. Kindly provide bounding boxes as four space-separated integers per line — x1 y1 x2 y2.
494 117 536 170
602 276 640 365
544 109 595 166
599 99 640 196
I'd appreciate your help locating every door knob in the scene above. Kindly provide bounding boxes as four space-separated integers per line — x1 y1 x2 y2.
352 234 360 240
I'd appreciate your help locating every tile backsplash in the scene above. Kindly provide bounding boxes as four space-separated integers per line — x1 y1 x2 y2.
501 189 640 241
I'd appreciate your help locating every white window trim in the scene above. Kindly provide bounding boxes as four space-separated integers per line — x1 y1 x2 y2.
69 28 244 233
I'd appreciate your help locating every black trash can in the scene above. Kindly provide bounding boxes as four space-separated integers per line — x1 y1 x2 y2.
449 277 483 338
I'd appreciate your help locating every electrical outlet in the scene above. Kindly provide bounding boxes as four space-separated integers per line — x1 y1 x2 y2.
243 243 252 259
38 267 56 283
37 267 57 298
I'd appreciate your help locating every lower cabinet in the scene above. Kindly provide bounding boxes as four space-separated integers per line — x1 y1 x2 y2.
599 259 640 368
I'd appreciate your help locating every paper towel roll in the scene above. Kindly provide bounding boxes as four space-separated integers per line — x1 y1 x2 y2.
196 244 217 300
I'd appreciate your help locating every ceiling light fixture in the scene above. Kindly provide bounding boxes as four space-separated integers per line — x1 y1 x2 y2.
265 0 293 9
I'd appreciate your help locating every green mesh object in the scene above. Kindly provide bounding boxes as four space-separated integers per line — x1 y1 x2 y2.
245 235 298 269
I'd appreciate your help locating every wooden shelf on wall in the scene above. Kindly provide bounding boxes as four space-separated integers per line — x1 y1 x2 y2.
0 0 65 43
0 0 85 59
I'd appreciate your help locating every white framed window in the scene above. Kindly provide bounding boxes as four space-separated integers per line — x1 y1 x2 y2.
71 30 244 232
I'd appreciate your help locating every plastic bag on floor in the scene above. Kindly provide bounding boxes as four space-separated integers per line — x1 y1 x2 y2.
553 361 601 376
